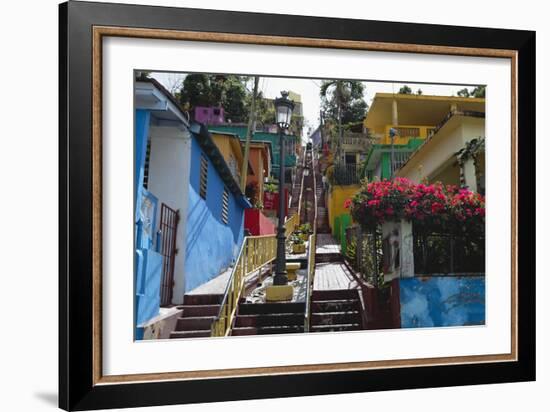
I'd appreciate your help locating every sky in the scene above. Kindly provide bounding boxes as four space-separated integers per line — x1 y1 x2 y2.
151 71 475 141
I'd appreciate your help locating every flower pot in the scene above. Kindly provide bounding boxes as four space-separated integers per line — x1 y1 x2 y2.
292 243 306 254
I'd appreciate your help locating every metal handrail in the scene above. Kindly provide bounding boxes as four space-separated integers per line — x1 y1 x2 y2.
210 234 277 337
296 150 307 220
304 147 318 332
284 213 300 237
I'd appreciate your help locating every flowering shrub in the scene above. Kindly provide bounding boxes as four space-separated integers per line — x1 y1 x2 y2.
347 178 485 236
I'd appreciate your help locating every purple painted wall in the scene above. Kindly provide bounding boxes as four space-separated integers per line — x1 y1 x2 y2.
194 106 225 125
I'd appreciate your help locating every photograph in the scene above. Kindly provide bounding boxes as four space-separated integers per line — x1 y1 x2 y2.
53 1 537 409
134 71 486 340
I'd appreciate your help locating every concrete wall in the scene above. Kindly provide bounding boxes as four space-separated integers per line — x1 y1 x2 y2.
147 125 192 305
399 276 485 328
184 138 245 292
327 185 360 231
398 116 485 183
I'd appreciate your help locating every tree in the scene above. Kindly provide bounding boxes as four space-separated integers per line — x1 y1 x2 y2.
398 85 412 94
457 88 470 98
178 74 249 122
470 85 486 98
320 80 368 159
417 89 423 95
456 86 485 98
320 80 367 125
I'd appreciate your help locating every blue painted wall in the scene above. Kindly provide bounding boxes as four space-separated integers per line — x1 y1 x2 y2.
400 276 485 328
183 138 245 292
134 110 164 336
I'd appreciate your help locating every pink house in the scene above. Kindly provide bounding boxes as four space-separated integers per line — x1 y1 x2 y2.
193 106 225 125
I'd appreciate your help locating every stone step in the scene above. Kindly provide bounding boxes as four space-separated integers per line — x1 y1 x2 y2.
238 302 305 315
175 316 216 331
179 304 220 317
310 323 361 332
235 313 305 327
311 311 361 326
312 289 359 301
170 330 211 339
231 325 305 336
311 299 360 313
183 294 223 305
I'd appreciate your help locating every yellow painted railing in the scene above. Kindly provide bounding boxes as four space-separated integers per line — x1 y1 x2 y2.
381 124 434 145
284 213 300 237
211 235 277 337
304 232 317 332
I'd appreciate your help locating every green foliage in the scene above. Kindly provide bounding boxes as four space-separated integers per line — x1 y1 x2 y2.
178 74 249 122
398 85 412 94
290 234 304 245
320 80 368 126
346 239 357 263
457 88 470 97
457 85 486 98
470 85 486 98
264 177 278 193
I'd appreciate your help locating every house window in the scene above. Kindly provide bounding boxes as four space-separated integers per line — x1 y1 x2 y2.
143 139 152 189
199 155 208 199
221 189 229 225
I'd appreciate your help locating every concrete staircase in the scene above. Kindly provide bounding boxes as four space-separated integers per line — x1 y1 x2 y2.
310 289 363 332
169 294 222 339
231 302 306 335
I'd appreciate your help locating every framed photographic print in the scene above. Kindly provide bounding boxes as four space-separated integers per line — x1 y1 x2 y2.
59 1 536 410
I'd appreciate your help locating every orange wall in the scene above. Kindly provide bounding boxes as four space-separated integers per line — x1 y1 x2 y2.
246 147 266 200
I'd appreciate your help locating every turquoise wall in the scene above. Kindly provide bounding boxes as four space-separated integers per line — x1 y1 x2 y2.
184 138 246 292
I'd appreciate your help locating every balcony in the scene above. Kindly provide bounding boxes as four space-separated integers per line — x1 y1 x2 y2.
332 163 362 186
329 132 370 153
379 125 435 145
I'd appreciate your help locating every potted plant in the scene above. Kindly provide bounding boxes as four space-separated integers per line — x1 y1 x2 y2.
291 235 306 254
298 223 312 240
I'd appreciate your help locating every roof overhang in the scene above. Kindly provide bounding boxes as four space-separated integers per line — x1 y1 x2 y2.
365 93 485 129
135 80 190 129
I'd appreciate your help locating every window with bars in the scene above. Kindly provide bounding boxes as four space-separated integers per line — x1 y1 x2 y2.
199 155 208 199
143 139 152 189
221 189 229 225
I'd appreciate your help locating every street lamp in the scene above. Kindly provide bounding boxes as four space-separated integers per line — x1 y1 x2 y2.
273 91 295 286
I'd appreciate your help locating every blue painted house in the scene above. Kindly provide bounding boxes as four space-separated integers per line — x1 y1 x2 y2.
134 78 250 338
184 123 251 292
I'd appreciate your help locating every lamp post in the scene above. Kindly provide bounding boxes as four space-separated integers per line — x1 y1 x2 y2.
273 91 295 286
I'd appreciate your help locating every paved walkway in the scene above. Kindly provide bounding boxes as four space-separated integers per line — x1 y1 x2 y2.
187 265 265 295
313 261 361 290
315 233 341 255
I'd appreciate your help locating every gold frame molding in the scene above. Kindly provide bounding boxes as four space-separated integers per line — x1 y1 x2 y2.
91 26 518 386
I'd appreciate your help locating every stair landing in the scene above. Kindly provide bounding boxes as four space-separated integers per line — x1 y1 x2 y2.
313 261 361 291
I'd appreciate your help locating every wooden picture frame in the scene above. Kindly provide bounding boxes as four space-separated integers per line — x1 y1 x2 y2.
59 1 535 410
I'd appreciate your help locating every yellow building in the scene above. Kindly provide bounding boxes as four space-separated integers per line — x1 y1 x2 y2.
325 92 486 244
363 93 485 181
211 131 250 187
396 112 486 194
